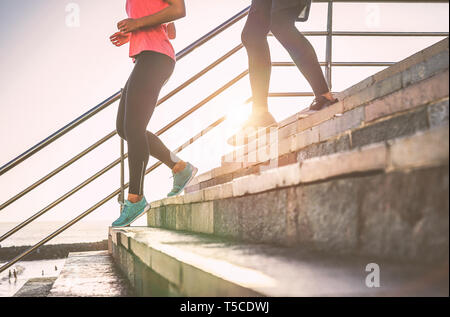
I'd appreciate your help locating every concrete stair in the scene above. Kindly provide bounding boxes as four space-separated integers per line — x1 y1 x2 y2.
109 227 448 297
46 251 133 297
13 277 57 297
109 38 449 296
138 126 448 262
186 37 449 194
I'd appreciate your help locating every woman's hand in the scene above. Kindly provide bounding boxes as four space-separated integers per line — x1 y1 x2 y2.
117 18 141 34
110 32 131 47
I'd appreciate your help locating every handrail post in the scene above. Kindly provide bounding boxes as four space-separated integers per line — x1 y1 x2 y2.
325 0 334 89
119 138 125 214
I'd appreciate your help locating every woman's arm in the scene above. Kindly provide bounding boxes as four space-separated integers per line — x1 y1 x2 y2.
117 0 185 34
167 22 176 39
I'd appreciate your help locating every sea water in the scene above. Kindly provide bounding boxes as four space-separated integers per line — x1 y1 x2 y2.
0 258 67 297
0 221 112 297
0 221 110 247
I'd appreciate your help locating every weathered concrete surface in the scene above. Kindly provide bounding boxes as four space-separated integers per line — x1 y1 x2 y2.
292 177 360 254
297 133 351 162
48 251 133 297
298 143 387 183
147 125 449 263
428 99 449 128
13 277 57 297
221 38 448 162
110 227 449 297
389 125 449 170
145 39 449 268
358 167 450 262
365 70 449 122
177 125 449 207
190 98 447 194
294 166 449 263
148 164 449 263
187 39 448 195
351 107 429 148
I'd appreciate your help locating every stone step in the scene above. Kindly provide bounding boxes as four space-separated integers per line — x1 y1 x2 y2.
13 277 57 297
186 37 449 194
47 250 133 297
147 126 449 263
109 227 449 297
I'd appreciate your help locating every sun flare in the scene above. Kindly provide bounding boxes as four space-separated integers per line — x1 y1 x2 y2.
224 99 252 131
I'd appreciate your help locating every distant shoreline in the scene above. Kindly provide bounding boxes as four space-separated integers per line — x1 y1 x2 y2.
0 240 108 261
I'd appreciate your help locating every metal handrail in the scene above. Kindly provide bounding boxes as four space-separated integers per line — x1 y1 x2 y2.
268 31 449 37
0 91 121 176
0 6 253 268
1 0 448 272
0 69 250 244
325 1 333 87
0 107 230 272
273 61 396 67
0 57 396 211
2 5 446 204
175 7 249 60
0 154 127 243
157 44 244 106
314 0 447 2
331 31 449 37
0 44 246 212
0 131 117 211
0 6 251 177
156 70 249 135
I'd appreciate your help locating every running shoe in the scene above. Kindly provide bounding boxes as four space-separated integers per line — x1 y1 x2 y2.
111 197 149 227
167 162 198 197
309 95 338 111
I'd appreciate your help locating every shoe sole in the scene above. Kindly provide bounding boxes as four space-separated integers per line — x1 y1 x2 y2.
169 165 199 197
186 166 199 190
111 203 151 228
309 98 339 112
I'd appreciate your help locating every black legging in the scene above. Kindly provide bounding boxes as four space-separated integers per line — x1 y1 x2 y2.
116 51 180 196
242 0 330 111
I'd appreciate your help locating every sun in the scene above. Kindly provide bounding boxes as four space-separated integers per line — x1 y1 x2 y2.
224 99 252 131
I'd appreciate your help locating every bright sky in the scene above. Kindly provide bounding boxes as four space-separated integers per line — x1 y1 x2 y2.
0 0 448 231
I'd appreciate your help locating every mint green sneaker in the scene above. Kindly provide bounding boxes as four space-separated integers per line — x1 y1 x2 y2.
112 197 150 227
167 162 198 197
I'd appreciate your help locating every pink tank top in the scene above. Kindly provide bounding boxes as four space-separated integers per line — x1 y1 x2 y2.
126 0 176 61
